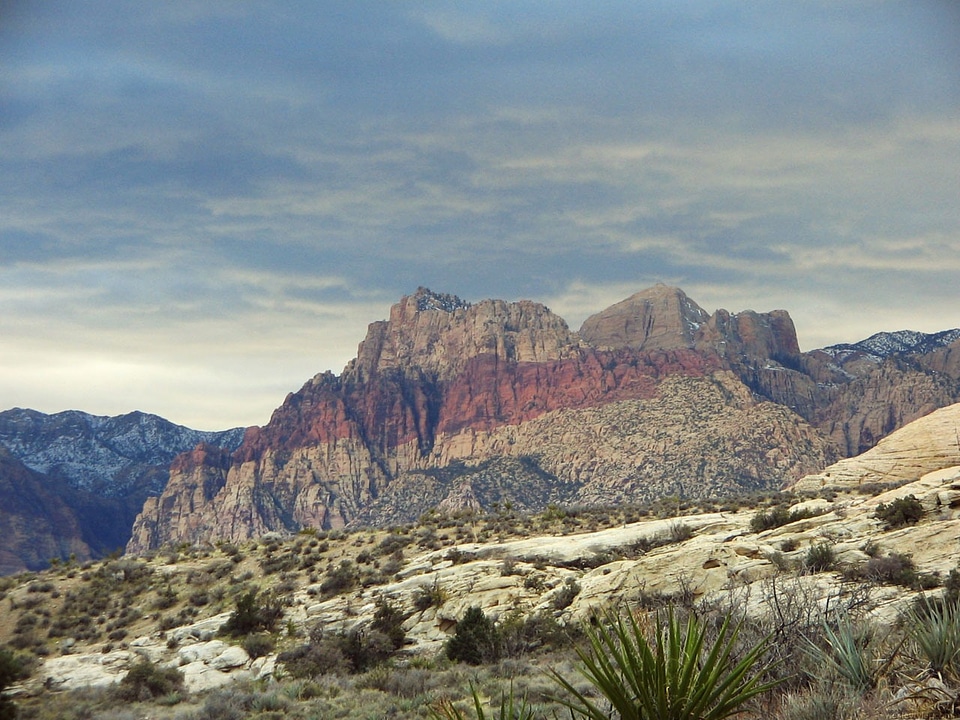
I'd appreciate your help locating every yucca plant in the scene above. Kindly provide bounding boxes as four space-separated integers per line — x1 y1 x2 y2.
430 683 539 720
804 612 894 693
551 606 780 720
905 595 960 680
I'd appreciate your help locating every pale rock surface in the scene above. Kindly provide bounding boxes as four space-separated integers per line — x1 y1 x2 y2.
42 650 135 690
794 402 960 491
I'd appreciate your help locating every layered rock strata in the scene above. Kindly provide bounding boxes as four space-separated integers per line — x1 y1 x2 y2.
128 286 960 551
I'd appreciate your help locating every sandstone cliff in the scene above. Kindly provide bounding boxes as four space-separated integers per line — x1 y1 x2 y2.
127 286 960 552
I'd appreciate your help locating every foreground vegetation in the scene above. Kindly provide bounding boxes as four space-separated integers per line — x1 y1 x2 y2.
2 488 959 719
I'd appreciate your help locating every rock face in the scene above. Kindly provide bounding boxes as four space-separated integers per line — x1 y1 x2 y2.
792 402 960 492
127 286 960 552
0 409 246 572
0 449 90 574
579 284 710 351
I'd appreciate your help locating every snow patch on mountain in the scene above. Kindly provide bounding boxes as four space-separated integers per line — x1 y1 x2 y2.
0 408 246 497
818 328 960 362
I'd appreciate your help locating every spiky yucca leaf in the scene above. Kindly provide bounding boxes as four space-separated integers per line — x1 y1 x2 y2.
551 606 779 720
905 596 960 680
430 683 539 720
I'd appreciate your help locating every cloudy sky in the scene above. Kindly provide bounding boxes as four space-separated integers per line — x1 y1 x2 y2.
2 2 959 430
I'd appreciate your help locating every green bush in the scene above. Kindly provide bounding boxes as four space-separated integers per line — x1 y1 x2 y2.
0 646 29 720
242 633 275 660
874 495 924 529
552 606 779 720
112 658 184 702
751 505 823 533
220 589 283 636
803 542 836 573
446 607 500 666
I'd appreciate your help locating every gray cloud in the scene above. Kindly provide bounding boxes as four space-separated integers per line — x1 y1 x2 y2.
1 1 958 427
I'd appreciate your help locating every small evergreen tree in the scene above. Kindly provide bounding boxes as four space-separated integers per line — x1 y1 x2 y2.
446 607 500 665
220 588 283 636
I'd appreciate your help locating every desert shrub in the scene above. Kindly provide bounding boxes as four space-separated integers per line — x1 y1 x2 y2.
152 584 178 610
862 553 917 587
242 633 275 660
113 658 184 702
751 505 823 533
413 580 447 611
499 610 576 657
340 628 397 673
187 590 210 607
194 686 259 720
278 629 346 678
803 542 836 573
552 606 779 720
668 520 695 543
219 589 283 636
874 495 924 529
446 607 500 665
552 577 581 611
320 560 358 597
259 551 297 575
278 620 401 677
0 646 30 720
780 537 799 552
370 598 407 651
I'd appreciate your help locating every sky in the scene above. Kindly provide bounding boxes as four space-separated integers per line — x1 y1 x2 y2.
1 2 959 430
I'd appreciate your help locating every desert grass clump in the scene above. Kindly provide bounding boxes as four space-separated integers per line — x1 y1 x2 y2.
774 685 860 720
552 606 780 720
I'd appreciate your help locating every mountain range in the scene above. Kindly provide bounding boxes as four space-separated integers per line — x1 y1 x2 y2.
2 284 959 571
0 411 245 573
124 285 960 552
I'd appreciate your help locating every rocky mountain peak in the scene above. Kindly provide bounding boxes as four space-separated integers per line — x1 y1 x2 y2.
412 286 471 313
577 284 799 361
579 284 709 351
347 289 579 381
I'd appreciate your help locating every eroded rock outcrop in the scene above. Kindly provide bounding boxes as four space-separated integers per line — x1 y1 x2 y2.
127 286 960 552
